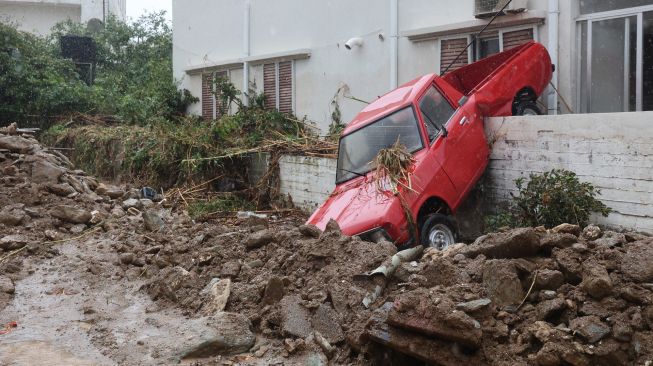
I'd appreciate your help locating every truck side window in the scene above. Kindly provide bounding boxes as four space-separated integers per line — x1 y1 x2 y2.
419 86 455 143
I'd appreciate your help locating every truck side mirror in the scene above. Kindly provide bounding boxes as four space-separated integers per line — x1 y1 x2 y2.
458 96 468 107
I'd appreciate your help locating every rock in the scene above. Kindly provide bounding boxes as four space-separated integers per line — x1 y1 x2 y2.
0 276 15 294
460 228 540 259
140 199 155 209
245 229 274 249
594 231 626 247
582 225 602 240
70 224 86 234
220 261 241 277
540 290 557 300
44 230 62 241
314 331 335 359
580 260 612 299
44 183 77 197
366 303 487 365
122 198 141 210
120 253 135 265
0 209 26 226
620 285 652 304
621 242 653 282
30 159 65 184
96 183 125 199
180 313 255 358
324 219 341 233
298 224 321 238
261 276 285 305
279 295 313 338
534 269 565 290
0 135 34 153
536 298 566 321
570 315 610 343
0 235 28 251
311 303 345 344
202 278 231 314
482 260 524 306
245 259 263 268
142 210 165 232
2 165 18 176
539 232 577 250
394 261 423 282
50 205 92 224
552 223 581 236
553 247 584 283
455 298 492 313
283 338 304 354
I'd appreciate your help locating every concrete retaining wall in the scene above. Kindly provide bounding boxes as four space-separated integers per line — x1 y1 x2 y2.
278 155 336 211
485 112 653 234
260 112 652 234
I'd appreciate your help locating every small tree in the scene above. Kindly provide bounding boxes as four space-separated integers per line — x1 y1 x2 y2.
485 169 611 231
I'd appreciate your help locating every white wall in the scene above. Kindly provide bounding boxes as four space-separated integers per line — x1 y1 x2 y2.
81 0 126 22
0 2 81 35
278 155 336 211
172 0 578 131
485 113 653 234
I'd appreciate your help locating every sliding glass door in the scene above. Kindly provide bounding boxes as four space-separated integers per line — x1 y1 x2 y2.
578 5 653 113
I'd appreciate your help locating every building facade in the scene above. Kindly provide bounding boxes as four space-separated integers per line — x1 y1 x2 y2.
0 0 126 35
172 0 653 133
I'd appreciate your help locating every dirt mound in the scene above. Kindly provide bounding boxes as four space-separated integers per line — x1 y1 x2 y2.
0 130 124 309
365 225 653 365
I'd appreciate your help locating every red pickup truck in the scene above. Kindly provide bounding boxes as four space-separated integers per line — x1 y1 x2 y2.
308 41 553 249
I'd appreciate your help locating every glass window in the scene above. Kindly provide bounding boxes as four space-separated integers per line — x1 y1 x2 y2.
336 107 423 184
479 37 501 59
580 0 653 14
419 86 455 143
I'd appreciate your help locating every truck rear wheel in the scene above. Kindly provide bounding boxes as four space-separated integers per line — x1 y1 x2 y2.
514 101 542 116
420 214 457 250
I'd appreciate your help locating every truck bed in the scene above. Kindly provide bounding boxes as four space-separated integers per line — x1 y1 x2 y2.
442 41 534 96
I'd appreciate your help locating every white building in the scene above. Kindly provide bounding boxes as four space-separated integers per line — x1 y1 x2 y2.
0 0 126 35
172 0 653 133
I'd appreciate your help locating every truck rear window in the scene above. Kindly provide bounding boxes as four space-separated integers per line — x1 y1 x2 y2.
336 107 423 184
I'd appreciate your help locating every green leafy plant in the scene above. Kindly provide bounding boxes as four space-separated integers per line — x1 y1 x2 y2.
485 169 611 231
188 195 255 218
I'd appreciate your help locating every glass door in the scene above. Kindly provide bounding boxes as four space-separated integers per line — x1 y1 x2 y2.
578 7 653 113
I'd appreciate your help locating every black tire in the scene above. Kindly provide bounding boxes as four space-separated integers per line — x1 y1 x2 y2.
420 213 458 250
514 101 542 116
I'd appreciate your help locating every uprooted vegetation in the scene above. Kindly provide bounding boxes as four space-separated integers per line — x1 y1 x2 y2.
2 129 653 365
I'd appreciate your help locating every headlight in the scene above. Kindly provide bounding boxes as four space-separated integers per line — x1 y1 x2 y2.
358 227 393 243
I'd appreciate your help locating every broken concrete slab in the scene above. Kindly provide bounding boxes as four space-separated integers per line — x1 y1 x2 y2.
366 303 488 365
621 242 653 283
280 295 313 338
311 303 344 344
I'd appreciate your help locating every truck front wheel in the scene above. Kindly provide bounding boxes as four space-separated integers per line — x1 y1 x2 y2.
420 214 457 250
514 101 542 116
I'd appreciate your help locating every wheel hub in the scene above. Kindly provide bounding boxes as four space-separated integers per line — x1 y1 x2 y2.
427 224 455 251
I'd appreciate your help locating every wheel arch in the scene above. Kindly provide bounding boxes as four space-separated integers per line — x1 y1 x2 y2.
512 86 537 114
416 196 452 228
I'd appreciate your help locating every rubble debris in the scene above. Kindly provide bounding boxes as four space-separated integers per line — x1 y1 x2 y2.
179 313 255 358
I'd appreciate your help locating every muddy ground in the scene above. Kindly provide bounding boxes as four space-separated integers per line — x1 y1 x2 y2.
2 129 653 365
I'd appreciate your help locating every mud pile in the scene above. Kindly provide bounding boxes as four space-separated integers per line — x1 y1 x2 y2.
365 225 653 365
0 128 126 308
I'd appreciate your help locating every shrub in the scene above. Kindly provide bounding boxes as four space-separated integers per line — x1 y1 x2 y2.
485 169 611 231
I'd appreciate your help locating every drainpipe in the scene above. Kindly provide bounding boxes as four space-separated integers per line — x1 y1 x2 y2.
547 0 559 114
242 0 251 107
390 0 398 90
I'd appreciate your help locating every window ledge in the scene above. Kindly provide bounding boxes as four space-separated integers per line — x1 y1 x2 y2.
403 10 546 42
185 49 311 75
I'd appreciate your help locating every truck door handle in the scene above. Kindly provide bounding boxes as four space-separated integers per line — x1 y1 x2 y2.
459 116 468 126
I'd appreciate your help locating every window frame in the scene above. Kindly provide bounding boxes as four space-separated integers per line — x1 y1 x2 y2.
263 60 295 113
575 4 653 112
416 84 457 145
335 106 425 184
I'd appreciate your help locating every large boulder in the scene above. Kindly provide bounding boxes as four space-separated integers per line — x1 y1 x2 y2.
0 135 35 153
580 259 613 299
459 228 540 259
482 260 524 306
621 241 653 282
179 313 255 359
50 205 92 224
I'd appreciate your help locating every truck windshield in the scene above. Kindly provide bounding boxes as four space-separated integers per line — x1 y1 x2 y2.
336 106 423 184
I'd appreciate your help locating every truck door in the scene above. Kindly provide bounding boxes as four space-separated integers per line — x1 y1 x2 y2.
419 86 488 198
